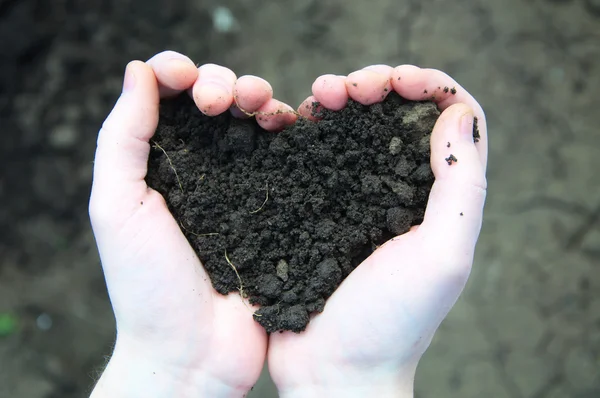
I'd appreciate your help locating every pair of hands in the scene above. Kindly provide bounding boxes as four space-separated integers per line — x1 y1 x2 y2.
89 51 487 398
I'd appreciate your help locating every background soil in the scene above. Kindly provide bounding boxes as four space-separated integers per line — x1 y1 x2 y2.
0 0 599 397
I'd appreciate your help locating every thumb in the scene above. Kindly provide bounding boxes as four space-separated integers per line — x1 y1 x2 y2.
419 103 487 264
90 61 160 230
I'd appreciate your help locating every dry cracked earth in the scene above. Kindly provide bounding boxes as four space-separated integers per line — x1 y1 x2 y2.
0 0 598 397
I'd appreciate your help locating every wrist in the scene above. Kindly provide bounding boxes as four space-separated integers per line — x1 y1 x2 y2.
90 340 250 398
279 385 413 398
276 366 415 398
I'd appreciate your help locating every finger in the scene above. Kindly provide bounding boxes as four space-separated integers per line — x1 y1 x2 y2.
419 103 487 261
91 61 159 222
232 75 273 117
311 74 348 111
191 64 237 116
256 99 297 131
392 65 488 170
297 95 321 121
363 64 394 76
146 51 198 98
345 69 392 105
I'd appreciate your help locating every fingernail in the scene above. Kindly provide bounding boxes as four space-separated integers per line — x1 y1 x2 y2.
460 111 475 142
123 64 136 93
230 105 250 119
169 58 194 70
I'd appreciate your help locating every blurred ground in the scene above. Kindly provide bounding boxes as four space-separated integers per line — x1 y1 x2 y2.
0 0 599 397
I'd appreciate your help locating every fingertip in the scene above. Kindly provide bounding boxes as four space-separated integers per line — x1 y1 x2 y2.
311 74 348 111
256 99 297 131
122 60 138 92
193 64 237 116
392 65 462 106
363 64 394 76
392 65 488 172
198 63 237 83
346 69 392 105
147 50 190 63
429 103 485 188
234 75 273 113
441 102 474 121
419 103 486 255
119 60 159 114
391 65 423 96
94 59 160 194
230 105 250 119
147 51 198 97
166 59 199 89
126 59 149 73
297 95 321 121
430 103 473 146
110 60 160 139
193 84 234 116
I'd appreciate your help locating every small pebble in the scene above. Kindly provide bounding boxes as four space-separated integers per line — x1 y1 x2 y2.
276 260 289 282
388 137 403 155
49 125 77 148
212 6 238 33
36 313 53 331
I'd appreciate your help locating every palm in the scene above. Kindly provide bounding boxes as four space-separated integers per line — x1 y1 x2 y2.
269 209 471 386
267 65 487 394
97 188 267 385
89 55 284 394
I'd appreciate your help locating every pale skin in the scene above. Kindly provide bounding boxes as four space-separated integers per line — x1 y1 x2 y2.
89 50 487 398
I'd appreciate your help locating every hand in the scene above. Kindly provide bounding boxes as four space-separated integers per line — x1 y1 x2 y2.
268 65 488 398
89 51 296 398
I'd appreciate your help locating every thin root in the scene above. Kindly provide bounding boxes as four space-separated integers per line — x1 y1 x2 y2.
179 222 219 237
234 97 302 118
179 222 217 237
223 250 261 317
225 249 246 299
250 182 269 214
152 141 183 193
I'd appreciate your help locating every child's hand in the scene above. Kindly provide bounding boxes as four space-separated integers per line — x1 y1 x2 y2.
89 51 294 398
89 51 487 398
269 65 487 398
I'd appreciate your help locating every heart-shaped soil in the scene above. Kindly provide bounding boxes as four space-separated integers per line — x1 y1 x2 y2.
146 92 439 333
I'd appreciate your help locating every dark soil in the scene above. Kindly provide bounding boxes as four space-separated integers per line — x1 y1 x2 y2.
1 0 598 396
0 1 234 395
473 116 481 142
146 92 438 333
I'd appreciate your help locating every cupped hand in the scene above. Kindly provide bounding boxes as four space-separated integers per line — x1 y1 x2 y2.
89 51 296 398
269 65 488 398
